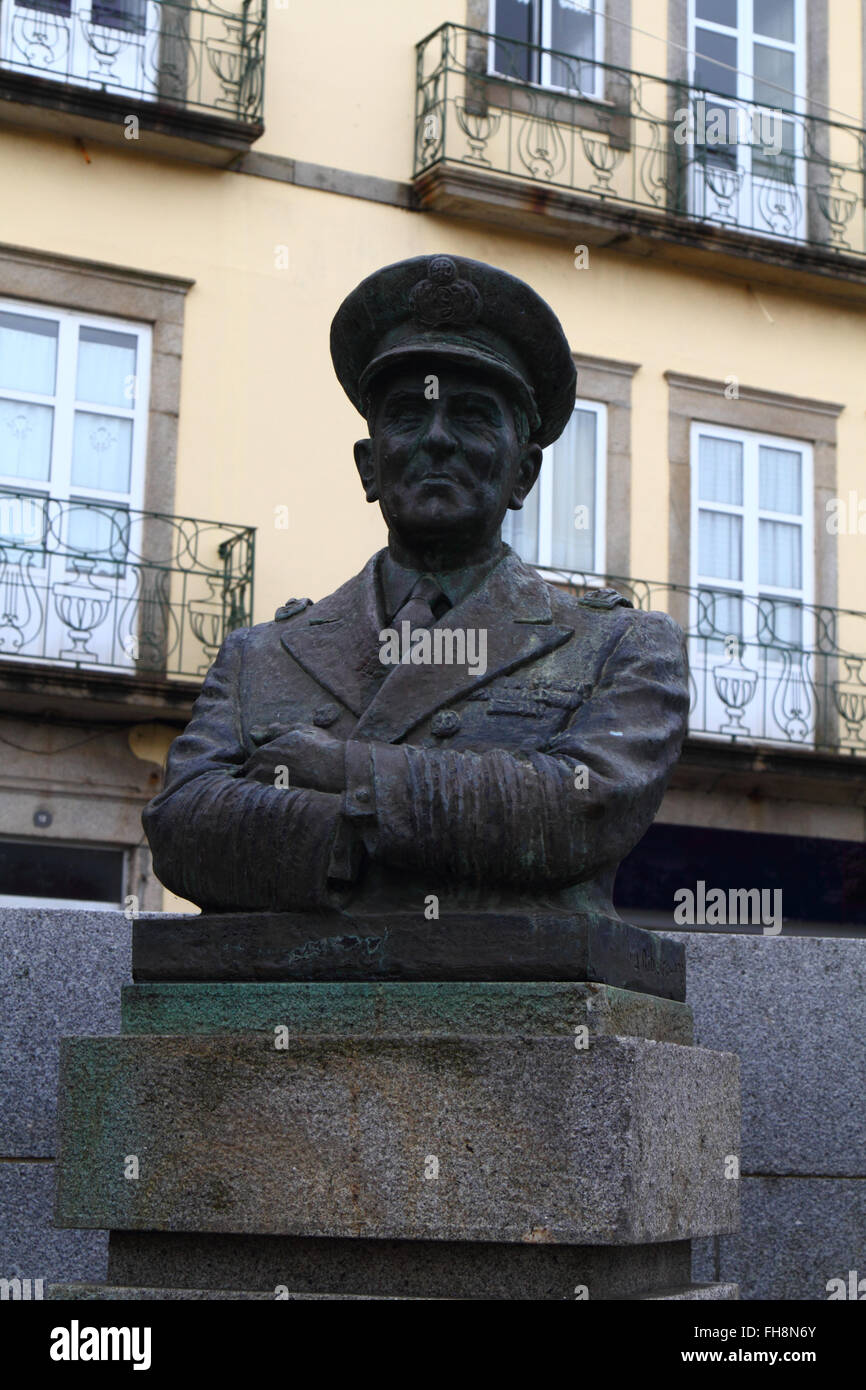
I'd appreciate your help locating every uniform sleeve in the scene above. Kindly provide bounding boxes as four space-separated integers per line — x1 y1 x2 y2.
342 611 689 889
142 628 351 910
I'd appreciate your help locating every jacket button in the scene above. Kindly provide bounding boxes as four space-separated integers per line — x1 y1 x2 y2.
312 703 340 728
431 709 461 738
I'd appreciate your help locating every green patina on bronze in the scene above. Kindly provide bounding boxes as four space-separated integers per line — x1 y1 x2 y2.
121 980 692 1045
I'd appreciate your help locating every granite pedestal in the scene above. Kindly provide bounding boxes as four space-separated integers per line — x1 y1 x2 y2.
51 911 739 1300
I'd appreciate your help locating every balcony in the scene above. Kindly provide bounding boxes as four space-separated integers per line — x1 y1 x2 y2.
540 566 866 761
0 0 265 164
414 24 866 295
0 494 254 720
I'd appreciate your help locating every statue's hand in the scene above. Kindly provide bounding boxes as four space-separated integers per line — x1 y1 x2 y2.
242 726 346 794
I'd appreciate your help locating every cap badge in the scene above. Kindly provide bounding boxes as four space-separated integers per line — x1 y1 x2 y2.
409 256 482 330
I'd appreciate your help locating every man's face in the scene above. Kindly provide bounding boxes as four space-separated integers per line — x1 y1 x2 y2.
354 364 541 556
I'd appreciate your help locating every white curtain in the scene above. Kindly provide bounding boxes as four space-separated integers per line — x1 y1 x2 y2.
0 399 53 481
502 479 540 563
698 433 742 504
759 595 801 646
699 508 742 580
759 444 801 514
72 327 137 495
71 412 133 494
75 326 137 409
698 587 742 643
550 406 596 570
759 518 801 588
0 313 58 483
0 311 57 396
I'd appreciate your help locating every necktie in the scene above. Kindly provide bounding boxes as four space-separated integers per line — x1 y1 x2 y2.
360 576 452 708
391 575 449 630
391 576 450 666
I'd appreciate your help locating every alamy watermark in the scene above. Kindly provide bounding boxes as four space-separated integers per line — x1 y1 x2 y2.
379 624 487 677
674 101 783 156
0 1275 43 1300
674 880 782 935
826 1270 866 1299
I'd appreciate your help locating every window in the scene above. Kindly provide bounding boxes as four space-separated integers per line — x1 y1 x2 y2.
0 299 151 668
490 0 606 99
0 836 125 909
0 0 160 100
502 399 606 576
689 421 815 744
687 0 806 240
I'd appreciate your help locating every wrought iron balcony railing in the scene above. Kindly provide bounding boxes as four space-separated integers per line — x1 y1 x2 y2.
0 493 254 679
539 566 866 757
0 0 265 124
415 23 866 259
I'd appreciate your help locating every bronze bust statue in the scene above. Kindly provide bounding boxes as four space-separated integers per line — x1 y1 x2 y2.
143 255 689 933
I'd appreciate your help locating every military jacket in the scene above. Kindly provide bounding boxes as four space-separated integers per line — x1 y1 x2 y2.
143 547 689 916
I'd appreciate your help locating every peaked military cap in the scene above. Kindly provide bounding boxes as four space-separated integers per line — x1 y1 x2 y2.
330 254 577 448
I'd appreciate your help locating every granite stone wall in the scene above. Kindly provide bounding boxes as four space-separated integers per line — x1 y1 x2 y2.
0 909 133 1291
664 931 866 1301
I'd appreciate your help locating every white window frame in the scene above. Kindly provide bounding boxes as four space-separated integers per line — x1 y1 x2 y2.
0 298 152 670
488 0 607 101
688 419 814 656
688 0 806 106
687 0 807 237
504 396 607 577
0 297 151 537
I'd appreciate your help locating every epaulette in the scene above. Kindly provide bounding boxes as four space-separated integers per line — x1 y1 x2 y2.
273 597 312 621
577 587 634 610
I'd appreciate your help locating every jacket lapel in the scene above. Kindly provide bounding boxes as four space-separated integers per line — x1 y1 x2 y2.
352 548 573 744
279 553 383 717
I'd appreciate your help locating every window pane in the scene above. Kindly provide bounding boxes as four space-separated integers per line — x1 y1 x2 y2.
699 508 742 580
695 27 738 98
698 434 743 504
754 0 794 42
13 0 70 13
550 0 597 91
0 838 123 904
697 587 742 640
91 0 146 32
0 491 46 549
492 0 537 81
76 327 137 409
0 398 53 481
66 502 129 564
759 518 801 588
694 98 740 167
754 42 794 107
502 479 540 563
0 312 58 396
759 445 801 513
550 407 597 570
696 0 737 24
752 116 796 182
71 412 133 493
758 595 802 647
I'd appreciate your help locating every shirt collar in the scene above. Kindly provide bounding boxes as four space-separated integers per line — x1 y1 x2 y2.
379 545 506 624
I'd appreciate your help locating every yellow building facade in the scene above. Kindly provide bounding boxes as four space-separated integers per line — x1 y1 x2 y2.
0 0 863 920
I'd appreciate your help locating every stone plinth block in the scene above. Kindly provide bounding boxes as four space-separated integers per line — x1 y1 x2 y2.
56 1029 739 1245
